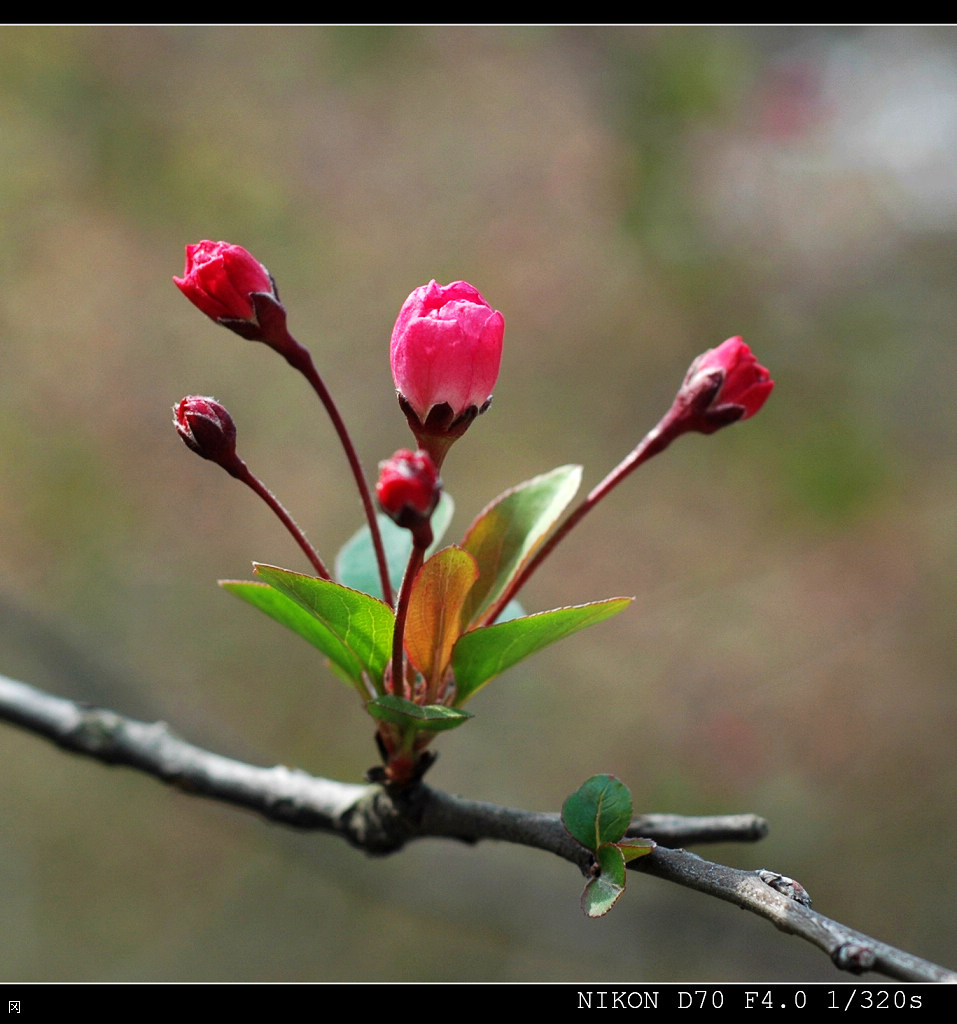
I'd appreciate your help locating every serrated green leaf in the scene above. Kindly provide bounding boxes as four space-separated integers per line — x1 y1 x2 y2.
451 598 632 704
335 493 455 601
404 546 478 685
250 564 395 689
562 774 633 850
460 465 582 627
221 579 369 690
366 694 473 732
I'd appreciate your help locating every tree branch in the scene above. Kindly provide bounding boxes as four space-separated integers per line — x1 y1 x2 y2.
1 673 953 983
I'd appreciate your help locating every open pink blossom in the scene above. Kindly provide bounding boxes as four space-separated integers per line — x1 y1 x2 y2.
174 241 275 323
390 280 504 427
676 336 774 434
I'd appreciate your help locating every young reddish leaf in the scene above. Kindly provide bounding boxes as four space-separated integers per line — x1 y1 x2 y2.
367 694 473 732
403 546 478 685
251 564 395 688
562 774 633 851
451 598 632 704
460 465 582 627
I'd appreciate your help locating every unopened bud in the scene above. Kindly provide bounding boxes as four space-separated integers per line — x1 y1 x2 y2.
173 395 243 476
376 449 441 544
673 336 774 435
390 280 504 466
174 240 290 348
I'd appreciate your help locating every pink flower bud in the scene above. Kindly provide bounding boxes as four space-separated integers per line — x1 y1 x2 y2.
174 239 278 324
173 395 242 474
675 336 774 434
390 280 505 433
376 449 441 536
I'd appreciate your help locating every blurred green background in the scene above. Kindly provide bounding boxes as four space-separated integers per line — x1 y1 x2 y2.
1 26 955 982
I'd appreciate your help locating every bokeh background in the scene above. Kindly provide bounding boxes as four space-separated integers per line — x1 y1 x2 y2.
1 25 955 982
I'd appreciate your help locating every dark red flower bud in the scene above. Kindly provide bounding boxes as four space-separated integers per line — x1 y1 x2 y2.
173 396 243 475
376 449 441 539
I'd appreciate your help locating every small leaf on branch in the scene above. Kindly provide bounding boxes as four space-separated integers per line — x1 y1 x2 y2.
582 843 627 917
618 838 656 864
563 775 650 918
562 774 633 851
367 694 473 732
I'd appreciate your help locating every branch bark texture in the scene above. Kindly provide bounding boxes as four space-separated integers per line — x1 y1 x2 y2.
1 673 953 984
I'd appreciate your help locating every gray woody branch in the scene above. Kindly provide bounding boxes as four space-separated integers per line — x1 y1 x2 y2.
1 673 954 984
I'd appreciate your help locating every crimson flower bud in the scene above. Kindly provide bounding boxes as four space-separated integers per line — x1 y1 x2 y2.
173 395 243 476
376 449 441 543
174 240 288 345
390 280 504 464
674 336 774 434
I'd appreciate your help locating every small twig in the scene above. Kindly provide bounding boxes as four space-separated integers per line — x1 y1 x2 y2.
0 673 953 983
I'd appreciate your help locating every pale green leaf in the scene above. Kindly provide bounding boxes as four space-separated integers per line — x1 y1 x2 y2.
582 844 627 917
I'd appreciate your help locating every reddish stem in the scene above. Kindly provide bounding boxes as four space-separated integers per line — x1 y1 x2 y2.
390 541 427 700
485 409 688 624
277 331 394 606
228 460 331 579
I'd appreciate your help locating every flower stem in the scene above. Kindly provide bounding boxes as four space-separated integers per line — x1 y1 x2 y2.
390 541 427 700
486 409 687 623
230 461 331 579
276 331 394 606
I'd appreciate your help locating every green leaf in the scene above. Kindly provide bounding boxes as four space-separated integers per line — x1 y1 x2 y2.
582 873 624 917
221 579 370 689
451 598 632 704
582 844 627 917
403 546 478 685
562 774 633 851
366 694 473 732
249 564 395 689
460 465 582 627
618 838 656 864
563 777 649 917
336 493 455 601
